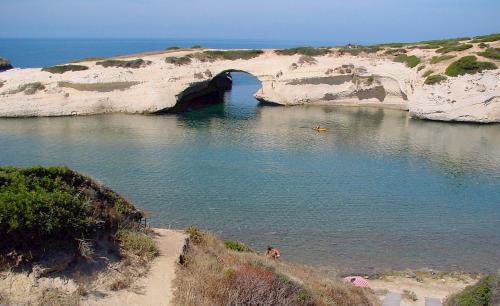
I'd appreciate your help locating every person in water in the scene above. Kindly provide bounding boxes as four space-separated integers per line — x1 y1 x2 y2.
266 246 281 259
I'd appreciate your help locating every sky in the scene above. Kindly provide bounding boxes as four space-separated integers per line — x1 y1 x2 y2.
1 0 499 44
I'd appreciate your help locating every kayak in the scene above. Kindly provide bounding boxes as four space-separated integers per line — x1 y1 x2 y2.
313 128 327 132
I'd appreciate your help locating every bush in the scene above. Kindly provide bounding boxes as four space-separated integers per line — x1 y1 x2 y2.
185 225 203 244
471 33 500 43
417 37 471 49
445 56 497 77
424 74 447 85
0 166 142 254
478 48 500 60
384 48 407 55
116 229 158 260
394 54 421 68
422 69 434 77
224 240 255 253
165 56 192 66
190 50 263 61
70 57 106 63
276 47 330 56
0 57 13 72
478 43 489 49
430 55 456 64
436 43 473 54
96 59 151 68
42 64 89 74
191 45 203 49
165 46 181 50
339 45 382 56
445 275 499 306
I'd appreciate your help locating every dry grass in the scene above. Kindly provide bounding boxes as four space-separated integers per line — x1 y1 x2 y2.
116 229 159 261
58 81 140 92
173 229 379 306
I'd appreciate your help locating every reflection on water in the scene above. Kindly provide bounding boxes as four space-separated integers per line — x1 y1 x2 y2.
0 73 499 273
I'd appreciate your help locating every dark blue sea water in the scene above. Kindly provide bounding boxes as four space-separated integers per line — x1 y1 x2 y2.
0 38 329 68
1 39 499 273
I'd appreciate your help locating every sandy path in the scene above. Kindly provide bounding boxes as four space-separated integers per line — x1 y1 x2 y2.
84 228 187 306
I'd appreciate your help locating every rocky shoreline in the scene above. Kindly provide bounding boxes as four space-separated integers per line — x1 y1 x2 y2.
0 36 499 122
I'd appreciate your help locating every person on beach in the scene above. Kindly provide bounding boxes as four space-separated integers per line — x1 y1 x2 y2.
266 246 281 259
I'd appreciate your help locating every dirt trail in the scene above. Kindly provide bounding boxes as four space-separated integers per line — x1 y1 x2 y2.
84 228 187 306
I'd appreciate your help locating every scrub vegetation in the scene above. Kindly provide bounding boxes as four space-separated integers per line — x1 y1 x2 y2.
173 227 379 306
276 47 331 56
165 46 182 50
424 74 447 85
190 49 264 61
445 56 497 77
394 54 421 68
96 58 151 68
436 44 473 54
470 33 500 43
430 55 456 64
42 64 89 74
70 57 107 63
58 81 140 92
0 166 146 270
445 275 499 306
478 48 500 60
165 56 192 66
339 45 382 56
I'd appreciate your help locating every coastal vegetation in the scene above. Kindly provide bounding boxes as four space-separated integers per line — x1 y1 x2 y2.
415 37 471 49
165 56 192 66
424 74 447 85
224 240 256 253
297 55 317 65
190 49 264 61
58 81 140 92
445 56 497 77
3 82 45 95
276 47 331 56
96 58 151 68
478 48 500 60
339 45 382 56
431 55 456 64
394 54 421 68
445 274 499 306
191 45 203 49
42 64 89 74
470 33 500 43
436 43 473 54
0 166 145 269
0 57 13 72
173 227 378 306
165 46 182 50
422 70 434 77
70 57 106 63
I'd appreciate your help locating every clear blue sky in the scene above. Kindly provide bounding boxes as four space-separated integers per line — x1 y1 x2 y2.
1 0 499 44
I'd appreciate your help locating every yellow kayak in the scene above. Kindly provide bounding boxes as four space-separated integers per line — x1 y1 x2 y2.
313 128 327 132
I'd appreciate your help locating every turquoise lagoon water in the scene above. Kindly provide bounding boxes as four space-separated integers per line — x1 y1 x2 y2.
0 73 499 274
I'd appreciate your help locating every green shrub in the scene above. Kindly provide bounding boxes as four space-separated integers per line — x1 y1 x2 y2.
445 275 499 306
431 55 456 64
339 45 382 56
478 48 500 60
70 57 106 63
116 229 158 260
185 225 203 244
275 47 330 56
0 166 142 254
394 54 421 68
224 240 255 253
42 64 89 74
478 43 489 49
471 33 500 43
424 74 447 85
190 50 263 61
417 37 471 49
384 48 407 55
445 56 497 77
165 56 192 65
191 45 203 49
166 46 181 50
436 44 473 54
422 70 434 78
96 59 151 68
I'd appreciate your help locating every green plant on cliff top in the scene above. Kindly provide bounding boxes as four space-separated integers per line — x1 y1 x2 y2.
394 54 421 68
276 47 331 56
42 64 89 74
478 48 500 60
445 275 499 306
165 56 192 66
445 56 497 77
424 74 447 85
